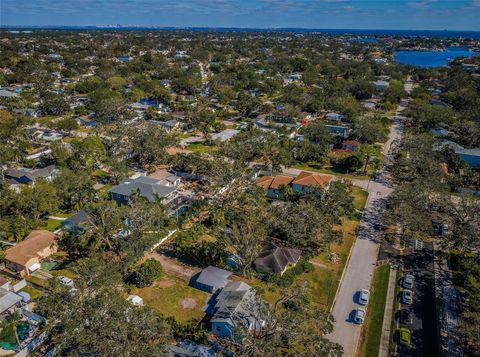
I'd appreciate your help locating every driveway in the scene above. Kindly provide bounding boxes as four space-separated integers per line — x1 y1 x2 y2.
144 251 201 279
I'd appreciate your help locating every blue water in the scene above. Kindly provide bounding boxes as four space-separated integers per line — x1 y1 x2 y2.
395 47 479 68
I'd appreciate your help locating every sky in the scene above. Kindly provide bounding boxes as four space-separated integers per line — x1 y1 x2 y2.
1 0 480 30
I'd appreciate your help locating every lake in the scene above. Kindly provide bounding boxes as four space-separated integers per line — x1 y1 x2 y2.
394 47 479 68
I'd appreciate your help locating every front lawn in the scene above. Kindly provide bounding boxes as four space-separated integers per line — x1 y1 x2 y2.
301 218 359 310
358 264 391 357
185 142 218 153
352 186 369 211
19 285 44 301
42 218 63 231
135 274 208 323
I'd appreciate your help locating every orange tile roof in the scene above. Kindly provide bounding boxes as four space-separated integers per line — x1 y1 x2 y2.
256 175 294 189
291 171 333 188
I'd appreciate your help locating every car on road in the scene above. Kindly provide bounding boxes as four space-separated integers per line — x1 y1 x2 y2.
354 308 366 324
398 327 412 347
402 289 413 304
399 308 412 325
359 289 370 305
403 273 415 289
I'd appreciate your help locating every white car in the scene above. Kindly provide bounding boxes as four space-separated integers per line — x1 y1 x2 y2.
403 274 415 289
359 289 370 305
354 308 366 324
58 276 74 287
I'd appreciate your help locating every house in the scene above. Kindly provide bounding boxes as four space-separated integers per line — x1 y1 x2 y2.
4 165 59 186
208 281 264 338
434 140 480 168
291 171 334 192
0 288 23 315
169 340 216 357
342 140 361 151
108 176 177 205
0 89 19 98
62 209 89 233
325 124 351 138
325 112 345 122
147 169 182 187
153 119 180 131
190 266 232 293
211 129 240 142
5 230 57 276
255 242 301 275
256 175 294 198
373 80 389 91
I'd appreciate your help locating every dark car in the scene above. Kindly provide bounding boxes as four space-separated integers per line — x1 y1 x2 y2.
399 308 412 325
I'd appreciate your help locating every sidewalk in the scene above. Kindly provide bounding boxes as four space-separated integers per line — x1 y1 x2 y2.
379 266 397 357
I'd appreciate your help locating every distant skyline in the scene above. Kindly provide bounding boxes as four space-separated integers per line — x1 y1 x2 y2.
2 0 480 31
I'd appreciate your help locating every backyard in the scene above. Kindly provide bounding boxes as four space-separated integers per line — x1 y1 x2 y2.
135 274 208 323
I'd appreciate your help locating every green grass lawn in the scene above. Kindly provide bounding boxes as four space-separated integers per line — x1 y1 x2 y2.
0 323 17 347
19 285 44 301
50 268 76 280
293 163 370 180
25 275 49 288
301 218 359 310
185 142 218 153
359 264 391 357
42 218 63 231
135 274 208 323
352 186 369 211
390 267 402 355
92 169 109 178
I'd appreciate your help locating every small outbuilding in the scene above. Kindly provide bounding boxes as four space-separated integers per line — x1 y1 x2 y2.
190 266 233 293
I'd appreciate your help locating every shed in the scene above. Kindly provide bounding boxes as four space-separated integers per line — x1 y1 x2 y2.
190 266 232 293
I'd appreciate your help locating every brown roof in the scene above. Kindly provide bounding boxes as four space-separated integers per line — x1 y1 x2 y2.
291 171 333 188
256 175 294 190
5 230 56 266
255 242 302 273
342 140 361 146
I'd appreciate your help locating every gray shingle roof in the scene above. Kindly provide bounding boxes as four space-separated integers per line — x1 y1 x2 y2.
210 281 254 324
5 165 57 182
255 242 302 273
196 266 232 290
109 176 176 202
0 288 22 314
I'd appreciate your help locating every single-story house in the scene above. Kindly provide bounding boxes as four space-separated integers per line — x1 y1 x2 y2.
256 175 294 198
211 129 240 142
0 89 19 98
325 112 345 122
0 288 23 315
62 209 89 233
169 340 215 357
434 140 480 169
290 171 334 192
342 140 361 151
208 281 264 338
5 230 57 276
325 124 351 138
190 266 232 293
255 242 302 275
152 119 180 131
4 165 59 186
109 176 177 205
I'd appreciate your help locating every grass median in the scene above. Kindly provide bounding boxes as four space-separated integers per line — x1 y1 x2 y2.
359 264 391 357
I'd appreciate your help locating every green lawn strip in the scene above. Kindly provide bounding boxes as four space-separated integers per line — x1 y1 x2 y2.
292 163 370 180
300 218 359 310
389 266 402 355
185 143 218 153
50 268 77 279
359 264 391 357
352 186 369 211
25 275 49 288
135 274 208 323
19 285 44 300
0 323 17 346
42 218 63 231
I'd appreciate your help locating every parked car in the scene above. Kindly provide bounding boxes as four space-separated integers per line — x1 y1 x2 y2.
399 308 412 325
354 308 366 324
359 289 370 305
402 289 413 304
403 274 415 289
399 327 412 347
58 276 74 287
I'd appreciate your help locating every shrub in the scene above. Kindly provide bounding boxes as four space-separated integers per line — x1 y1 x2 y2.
133 259 163 287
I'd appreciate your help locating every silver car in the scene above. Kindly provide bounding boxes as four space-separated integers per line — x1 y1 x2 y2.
354 308 366 324
402 289 413 304
403 274 415 289
359 289 370 305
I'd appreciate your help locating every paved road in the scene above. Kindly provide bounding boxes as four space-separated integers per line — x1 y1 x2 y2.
327 101 407 356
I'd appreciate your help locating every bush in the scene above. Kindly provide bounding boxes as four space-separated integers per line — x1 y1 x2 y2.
133 259 163 287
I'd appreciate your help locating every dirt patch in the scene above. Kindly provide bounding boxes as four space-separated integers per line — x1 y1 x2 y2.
156 279 176 288
180 298 197 309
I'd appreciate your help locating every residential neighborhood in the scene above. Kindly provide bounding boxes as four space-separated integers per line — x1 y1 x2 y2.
0 12 479 357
